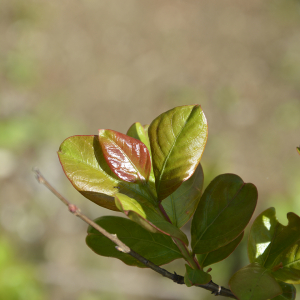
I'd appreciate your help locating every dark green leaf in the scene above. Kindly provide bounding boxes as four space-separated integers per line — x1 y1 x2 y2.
191 174 257 254
184 264 211 287
161 163 204 228
229 263 283 300
99 129 151 183
272 281 296 300
86 216 183 267
196 232 244 268
248 207 300 284
115 193 189 245
148 105 208 201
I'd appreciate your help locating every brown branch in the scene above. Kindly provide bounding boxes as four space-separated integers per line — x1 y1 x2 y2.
33 168 237 299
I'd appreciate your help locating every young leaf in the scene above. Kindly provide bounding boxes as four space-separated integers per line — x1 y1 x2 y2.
99 129 151 184
86 216 183 267
191 174 257 254
148 105 208 201
272 281 296 300
229 263 283 300
115 193 189 245
161 163 204 228
196 232 244 268
248 207 300 284
184 264 211 287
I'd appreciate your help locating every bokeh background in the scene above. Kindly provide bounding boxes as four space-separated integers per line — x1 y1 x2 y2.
1 0 300 299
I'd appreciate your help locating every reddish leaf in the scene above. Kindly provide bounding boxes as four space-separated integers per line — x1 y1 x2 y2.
99 129 151 183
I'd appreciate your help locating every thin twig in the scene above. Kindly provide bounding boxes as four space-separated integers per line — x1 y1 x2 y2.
33 168 237 299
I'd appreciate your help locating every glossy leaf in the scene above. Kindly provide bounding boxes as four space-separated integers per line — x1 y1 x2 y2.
115 193 189 245
126 122 156 187
162 163 204 228
273 281 296 300
229 263 282 300
148 105 208 201
99 129 151 183
248 207 300 284
58 135 155 211
86 216 183 268
184 264 211 287
191 174 257 254
196 232 244 268
58 135 119 211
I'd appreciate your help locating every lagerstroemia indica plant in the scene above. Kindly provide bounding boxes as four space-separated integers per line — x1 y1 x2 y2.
57 105 300 299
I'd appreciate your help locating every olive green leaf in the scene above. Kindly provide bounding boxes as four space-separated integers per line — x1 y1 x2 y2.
248 207 300 284
184 264 211 287
161 163 204 228
86 216 183 268
297 147 300 155
191 174 257 254
229 263 283 300
196 232 244 268
148 105 208 201
272 281 296 300
115 193 189 245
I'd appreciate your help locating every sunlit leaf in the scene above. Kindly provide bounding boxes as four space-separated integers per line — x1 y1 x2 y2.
191 174 257 254
99 129 151 183
184 264 211 287
229 263 282 300
248 207 300 284
273 281 296 300
115 193 189 245
148 105 208 201
196 232 244 268
86 216 183 268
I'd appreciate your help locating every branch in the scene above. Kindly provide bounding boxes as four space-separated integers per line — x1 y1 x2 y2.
33 168 237 299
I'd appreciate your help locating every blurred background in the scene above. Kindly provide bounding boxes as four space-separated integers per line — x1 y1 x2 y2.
1 0 300 299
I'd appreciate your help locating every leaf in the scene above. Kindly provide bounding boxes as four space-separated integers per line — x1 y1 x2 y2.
115 193 189 245
272 281 296 300
248 207 300 284
161 163 204 228
229 263 283 300
86 216 183 268
58 135 155 211
99 129 151 183
148 105 208 201
126 122 156 187
184 264 211 287
191 174 257 254
196 232 244 268
297 147 300 155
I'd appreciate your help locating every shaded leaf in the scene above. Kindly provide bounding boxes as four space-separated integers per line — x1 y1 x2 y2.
162 163 204 228
196 232 244 268
248 207 300 284
58 135 155 211
191 174 257 254
115 193 189 245
86 216 183 267
229 263 282 300
273 281 296 300
297 147 300 155
184 264 211 287
148 105 208 201
99 129 151 183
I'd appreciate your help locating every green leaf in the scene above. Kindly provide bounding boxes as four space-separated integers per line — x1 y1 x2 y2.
248 207 300 284
229 263 283 300
58 135 155 211
161 163 204 228
148 105 208 201
99 129 151 183
126 122 156 188
115 193 189 245
86 216 183 268
196 232 244 268
184 264 211 287
191 174 257 254
297 147 300 155
272 281 296 300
